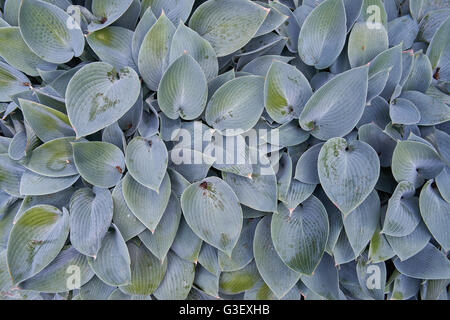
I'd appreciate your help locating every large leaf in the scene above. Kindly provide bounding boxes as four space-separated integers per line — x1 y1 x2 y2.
20 171 79 196
72 141 125 188
181 177 243 256
125 136 168 192
348 22 388 68
189 0 268 57
7 205 69 284
138 13 176 91
254 215 300 299
297 0 347 69
301 253 340 300
119 239 167 296
158 54 208 120
18 0 84 64
419 180 450 251
89 0 134 32
264 60 312 124
271 198 329 275
66 62 141 138
69 187 113 257
87 224 131 286
318 138 380 215
205 75 265 135
122 172 171 232
299 66 369 140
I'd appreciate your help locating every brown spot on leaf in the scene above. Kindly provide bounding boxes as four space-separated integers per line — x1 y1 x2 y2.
116 166 123 174
433 67 440 80
200 181 208 190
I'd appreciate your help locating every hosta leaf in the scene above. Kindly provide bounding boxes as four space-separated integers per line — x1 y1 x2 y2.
112 180 146 241
80 276 116 300
255 2 288 37
87 27 136 71
194 265 220 298
122 172 171 232
0 27 56 77
390 272 421 300
271 199 329 275
264 60 312 124
66 62 141 138
153 251 195 300
205 75 265 135
69 187 113 257
198 244 220 277
171 217 203 263
18 0 84 64
318 138 380 215
132 7 157 65
189 0 268 57
218 218 257 272
343 190 380 255
387 15 419 50
301 253 339 300
22 137 78 178
19 246 94 293
348 22 388 68
138 193 181 261
295 143 324 185
20 171 79 196
219 260 261 295
280 180 317 211
119 239 167 296
169 23 218 82
403 51 433 93
241 55 293 77
427 16 450 81
222 168 278 213
0 61 30 102
299 66 369 140
356 255 386 300
158 54 208 120
297 0 347 69
181 177 243 256
87 224 131 286
7 205 69 284
89 0 134 32
72 141 125 188
382 181 421 237
0 154 24 197
19 99 74 143
400 91 450 126
393 243 450 280
125 136 168 192
138 13 176 91
141 0 195 25
358 123 396 167
254 215 300 299
385 220 431 261
419 180 450 251
391 140 444 188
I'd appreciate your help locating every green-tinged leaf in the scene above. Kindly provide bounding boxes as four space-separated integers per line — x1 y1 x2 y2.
318 138 380 215
299 66 369 140
72 141 125 188
297 0 347 69
7 205 69 284
158 54 208 120
132 7 157 65
19 0 84 64
87 224 131 286
119 239 167 295
22 137 78 178
254 216 300 299
194 265 220 298
18 246 94 293
19 99 74 142
272 199 329 275
122 172 171 232
0 27 56 76
348 22 388 68
69 187 113 257
153 251 195 300
66 62 141 138
181 177 243 256
219 260 261 295
427 16 450 81
0 61 30 102
138 13 176 91
189 0 268 57
264 60 312 124
89 0 134 32
87 27 136 71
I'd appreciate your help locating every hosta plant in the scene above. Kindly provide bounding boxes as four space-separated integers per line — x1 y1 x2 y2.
0 0 449 301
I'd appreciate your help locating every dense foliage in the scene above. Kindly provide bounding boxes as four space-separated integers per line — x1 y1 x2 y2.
0 0 449 300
